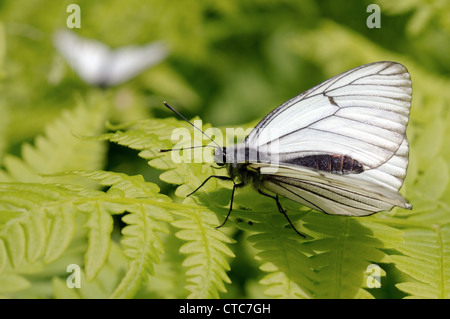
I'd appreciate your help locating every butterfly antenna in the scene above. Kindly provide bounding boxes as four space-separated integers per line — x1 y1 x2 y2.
159 145 216 153
163 101 221 149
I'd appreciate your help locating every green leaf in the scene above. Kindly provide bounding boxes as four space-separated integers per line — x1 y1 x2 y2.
83 205 114 282
2 223 26 268
172 202 235 299
0 170 174 297
0 273 30 293
43 206 77 264
111 204 172 298
51 277 80 299
413 157 448 201
0 100 108 187
392 225 450 299
0 239 7 274
22 210 47 263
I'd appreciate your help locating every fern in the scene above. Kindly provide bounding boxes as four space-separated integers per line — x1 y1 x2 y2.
392 225 450 298
172 201 235 298
303 213 403 298
51 241 129 299
96 120 236 298
233 188 314 298
386 171 450 299
0 170 174 297
0 105 235 298
139 231 189 298
66 170 174 298
0 98 108 186
235 190 404 298
0 22 7 163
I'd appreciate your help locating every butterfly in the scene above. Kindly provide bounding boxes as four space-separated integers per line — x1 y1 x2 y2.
53 30 168 88
163 61 412 237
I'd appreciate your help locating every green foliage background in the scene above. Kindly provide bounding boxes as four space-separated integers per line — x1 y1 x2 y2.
0 0 449 299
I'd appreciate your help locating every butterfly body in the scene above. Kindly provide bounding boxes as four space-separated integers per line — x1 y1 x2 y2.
275 154 364 174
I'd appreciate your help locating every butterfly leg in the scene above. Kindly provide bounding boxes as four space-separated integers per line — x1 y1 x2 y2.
257 189 305 238
187 175 243 230
216 181 245 230
187 175 233 197
210 164 226 170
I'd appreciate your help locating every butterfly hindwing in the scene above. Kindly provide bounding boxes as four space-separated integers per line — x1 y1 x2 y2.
251 161 411 217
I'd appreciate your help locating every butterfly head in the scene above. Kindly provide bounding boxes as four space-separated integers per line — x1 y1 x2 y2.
214 144 257 166
213 147 227 166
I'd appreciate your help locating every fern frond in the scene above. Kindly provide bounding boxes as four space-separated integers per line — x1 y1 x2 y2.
239 224 314 298
0 100 108 186
83 205 114 281
233 189 315 298
0 170 174 298
99 118 237 298
302 213 403 298
258 263 308 298
171 200 235 298
52 241 128 299
382 153 450 298
53 170 174 298
141 231 189 298
392 224 450 299
0 182 82 269
0 103 8 164
111 202 172 298
383 198 450 299
0 273 30 295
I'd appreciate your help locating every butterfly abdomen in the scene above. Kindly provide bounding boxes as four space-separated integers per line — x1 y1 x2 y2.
286 155 364 174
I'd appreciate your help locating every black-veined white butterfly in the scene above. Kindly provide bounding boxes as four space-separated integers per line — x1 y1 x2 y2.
163 61 412 237
53 30 168 88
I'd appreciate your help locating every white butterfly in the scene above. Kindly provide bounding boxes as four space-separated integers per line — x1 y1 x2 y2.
53 30 168 88
165 61 412 236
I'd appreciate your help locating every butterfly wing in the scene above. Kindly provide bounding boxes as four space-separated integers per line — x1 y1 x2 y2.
250 138 411 217
245 61 412 170
53 30 111 86
53 30 168 87
107 41 168 86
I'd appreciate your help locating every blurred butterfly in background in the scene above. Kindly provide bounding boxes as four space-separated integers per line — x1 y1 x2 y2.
53 30 169 88
164 61 413 237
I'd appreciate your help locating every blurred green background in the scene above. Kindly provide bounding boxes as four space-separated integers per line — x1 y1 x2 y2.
0 0 449 298
1 0 449 149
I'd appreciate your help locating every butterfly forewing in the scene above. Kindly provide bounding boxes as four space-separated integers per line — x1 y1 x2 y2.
245 61 412 171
